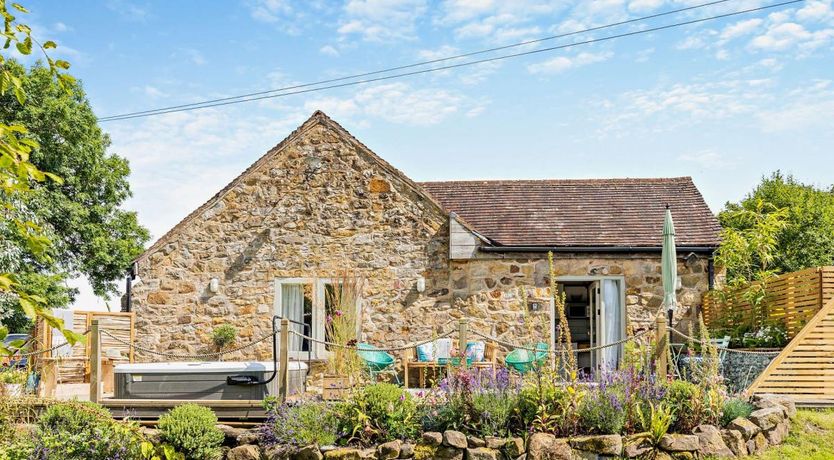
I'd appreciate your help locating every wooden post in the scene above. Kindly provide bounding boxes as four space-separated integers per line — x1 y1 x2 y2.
278 318 289 402
458 318 468 367
89 319 101 403
655 313 668 382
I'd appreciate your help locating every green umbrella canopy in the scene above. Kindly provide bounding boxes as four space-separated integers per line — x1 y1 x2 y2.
661 206 677 313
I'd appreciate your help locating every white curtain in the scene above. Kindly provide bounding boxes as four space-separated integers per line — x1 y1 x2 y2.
602 279 623 371
282 284 304 351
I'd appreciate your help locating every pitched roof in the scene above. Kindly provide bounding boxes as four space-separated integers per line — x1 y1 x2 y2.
134 111 445 262
419 177 721 248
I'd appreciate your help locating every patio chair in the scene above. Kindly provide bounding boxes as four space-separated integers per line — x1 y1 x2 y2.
505 342 549 374
673 335 731 378
402 340 497 388
357 343 400 385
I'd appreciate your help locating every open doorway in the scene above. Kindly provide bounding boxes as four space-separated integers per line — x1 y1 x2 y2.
554 277 625 374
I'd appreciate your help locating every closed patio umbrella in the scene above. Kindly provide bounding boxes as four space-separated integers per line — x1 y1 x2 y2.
661 205 677 326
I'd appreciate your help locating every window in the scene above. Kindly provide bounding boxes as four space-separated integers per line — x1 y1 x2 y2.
274 278 360 359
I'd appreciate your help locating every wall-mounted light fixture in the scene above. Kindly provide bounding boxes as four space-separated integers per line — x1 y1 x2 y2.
416 276 426 293
209 278 219 293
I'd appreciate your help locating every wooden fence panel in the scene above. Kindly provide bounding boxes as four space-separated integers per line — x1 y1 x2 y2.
35 310 134 383
748 296 834 403
703 267 834 340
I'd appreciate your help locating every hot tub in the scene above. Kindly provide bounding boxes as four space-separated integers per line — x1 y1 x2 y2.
114 361 307 400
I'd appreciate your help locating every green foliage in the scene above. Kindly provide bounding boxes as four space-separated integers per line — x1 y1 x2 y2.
577 385 626 434
158 404 224 460
421 368 516 438
663 379 723 433
262 401 340 446
720 172 834 275
140 442 185 460
336 382 420 444
635 401 675 459
0 59 149 306
0 368 26 384
721 398 754 426
211 324 236 349
516 366 584 436
0 1 88 354
32 401 143 459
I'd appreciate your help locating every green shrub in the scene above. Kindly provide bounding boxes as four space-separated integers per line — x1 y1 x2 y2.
721 398 754 426
578 384 626 435
336 382 420 444
663 380 701 432
158 404 224 460
261 401 340 446
0 369 27 384
33 401 143 459
211 324 236 349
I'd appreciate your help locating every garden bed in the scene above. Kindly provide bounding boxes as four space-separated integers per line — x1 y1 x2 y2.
208 394 797 459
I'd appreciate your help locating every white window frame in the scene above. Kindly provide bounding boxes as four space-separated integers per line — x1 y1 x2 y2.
273 278 361 360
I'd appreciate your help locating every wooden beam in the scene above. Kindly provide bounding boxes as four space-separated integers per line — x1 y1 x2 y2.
89 319 101 403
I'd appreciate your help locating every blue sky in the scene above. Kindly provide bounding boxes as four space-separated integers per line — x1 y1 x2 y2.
17 0 834 309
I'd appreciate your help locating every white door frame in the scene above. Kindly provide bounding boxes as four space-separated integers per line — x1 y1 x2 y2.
550 275 627 370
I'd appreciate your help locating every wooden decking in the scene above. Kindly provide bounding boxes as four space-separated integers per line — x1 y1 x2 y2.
100 398 268 420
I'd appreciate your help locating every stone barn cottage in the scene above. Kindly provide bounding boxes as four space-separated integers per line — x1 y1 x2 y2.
126 111 721 372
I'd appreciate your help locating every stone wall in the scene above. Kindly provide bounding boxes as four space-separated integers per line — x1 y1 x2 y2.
131 116 452 361
447 253 711 347
130 113 714 364
207 395 797 460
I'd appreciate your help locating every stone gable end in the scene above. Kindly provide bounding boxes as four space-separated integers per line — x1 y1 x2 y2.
130 116 452 358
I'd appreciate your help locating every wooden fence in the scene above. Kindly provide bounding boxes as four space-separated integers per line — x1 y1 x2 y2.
748 295 834 403
34 310 134 383
702 266 834 339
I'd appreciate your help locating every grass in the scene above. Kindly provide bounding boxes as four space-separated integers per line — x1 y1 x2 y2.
747 409 834 460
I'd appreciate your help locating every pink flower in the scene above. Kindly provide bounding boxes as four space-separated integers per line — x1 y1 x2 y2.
334 310 343 317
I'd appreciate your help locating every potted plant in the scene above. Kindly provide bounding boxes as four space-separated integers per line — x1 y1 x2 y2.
322 273 363 400
211 324 237 361
0 368 27 397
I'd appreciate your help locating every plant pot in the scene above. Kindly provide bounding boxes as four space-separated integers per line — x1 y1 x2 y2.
2 383 24 397
322 374 353 400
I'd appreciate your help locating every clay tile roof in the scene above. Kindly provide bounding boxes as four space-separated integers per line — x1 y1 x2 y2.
419 177 721 248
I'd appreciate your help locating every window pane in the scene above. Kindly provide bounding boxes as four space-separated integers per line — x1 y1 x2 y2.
282 283 313 352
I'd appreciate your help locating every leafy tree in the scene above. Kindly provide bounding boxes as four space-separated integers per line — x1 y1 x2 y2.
719 171 834 275
0 1 85 350
0 60 149 304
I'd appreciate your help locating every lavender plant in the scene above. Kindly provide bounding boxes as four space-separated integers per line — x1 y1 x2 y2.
260 400 341 447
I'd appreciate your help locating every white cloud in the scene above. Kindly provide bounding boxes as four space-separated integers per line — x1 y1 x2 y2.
304 83 485 125
749 22 834 52
757 80 834 132
338 0 427 42
105 0 149 22
438 0 563 43
796 0 834 23
628 0 663 13
175 48 207 65
720 18 763 41
678 150 731 169
247 0 303 34
140 85 168 98
319 45 339 57
527 51 612 75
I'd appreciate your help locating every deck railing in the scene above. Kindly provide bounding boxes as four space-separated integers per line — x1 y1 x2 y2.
702 266 834 339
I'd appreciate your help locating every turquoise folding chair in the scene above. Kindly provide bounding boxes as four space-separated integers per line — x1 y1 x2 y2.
357 343 400 384
505 342 549 374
